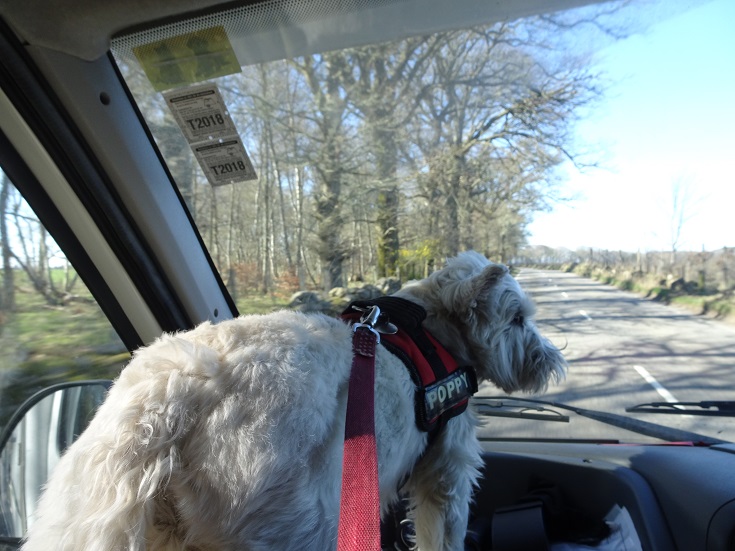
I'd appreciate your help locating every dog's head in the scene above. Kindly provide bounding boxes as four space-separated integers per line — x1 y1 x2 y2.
396 251 566 394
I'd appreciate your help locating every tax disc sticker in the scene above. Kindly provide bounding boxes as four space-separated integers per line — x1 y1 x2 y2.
194 138 257 186
164 84 237 143
164 83 257 186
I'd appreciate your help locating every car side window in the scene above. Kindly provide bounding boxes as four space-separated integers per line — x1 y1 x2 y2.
0 170 130 436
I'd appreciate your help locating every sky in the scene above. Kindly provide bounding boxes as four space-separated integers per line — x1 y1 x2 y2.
526 0 735 253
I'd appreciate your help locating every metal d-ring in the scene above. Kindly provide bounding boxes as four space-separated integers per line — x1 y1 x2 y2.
359 305 382 327
351 304 398 336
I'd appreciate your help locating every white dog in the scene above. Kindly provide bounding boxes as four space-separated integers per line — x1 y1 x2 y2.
22 251 566 551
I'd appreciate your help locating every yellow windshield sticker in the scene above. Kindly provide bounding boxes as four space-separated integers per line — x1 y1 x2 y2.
133 26 240 91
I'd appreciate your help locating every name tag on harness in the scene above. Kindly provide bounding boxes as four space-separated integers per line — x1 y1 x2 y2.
424 370 474 423
419 367 477 429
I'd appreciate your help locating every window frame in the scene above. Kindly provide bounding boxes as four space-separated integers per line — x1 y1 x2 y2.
0 17 237 346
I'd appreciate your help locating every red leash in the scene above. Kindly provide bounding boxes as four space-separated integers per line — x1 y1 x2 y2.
337 309 382 551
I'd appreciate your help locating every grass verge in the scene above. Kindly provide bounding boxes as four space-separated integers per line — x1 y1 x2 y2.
567 263 735 323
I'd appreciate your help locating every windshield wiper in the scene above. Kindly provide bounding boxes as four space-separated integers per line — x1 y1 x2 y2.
474 396 727 445
627 401 735 417
474 398 569 422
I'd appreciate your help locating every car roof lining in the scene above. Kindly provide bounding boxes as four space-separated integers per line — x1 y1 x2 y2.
1 0 607 62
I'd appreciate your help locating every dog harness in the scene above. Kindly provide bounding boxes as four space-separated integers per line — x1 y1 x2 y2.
342 297 478 434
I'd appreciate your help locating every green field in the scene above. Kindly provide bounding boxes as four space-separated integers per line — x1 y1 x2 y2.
0 270 129 431
236 293 290 315
0 269 298 432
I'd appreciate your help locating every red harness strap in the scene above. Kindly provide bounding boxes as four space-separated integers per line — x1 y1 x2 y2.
337 299 477 550
337 325 381 551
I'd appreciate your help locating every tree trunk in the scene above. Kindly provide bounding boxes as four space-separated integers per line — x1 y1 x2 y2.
372 115 400 277
0 175 15 313
306 54 348 291
445 157 462 257
261 136 273 294
292 167 306 290
226 185 238 304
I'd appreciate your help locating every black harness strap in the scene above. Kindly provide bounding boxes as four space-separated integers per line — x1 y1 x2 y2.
347 297 449 379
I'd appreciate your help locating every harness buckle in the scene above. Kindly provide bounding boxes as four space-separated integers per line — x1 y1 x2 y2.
350 304 398 336
359 304 382 327
353 305 382 343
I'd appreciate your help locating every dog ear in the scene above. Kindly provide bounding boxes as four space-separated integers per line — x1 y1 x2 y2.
472 264 509 302
441 262 508 315
472 264 508 298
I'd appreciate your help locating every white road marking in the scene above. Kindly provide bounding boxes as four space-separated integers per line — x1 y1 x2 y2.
561 291 569 298
579 309 592 320
633 365 680 404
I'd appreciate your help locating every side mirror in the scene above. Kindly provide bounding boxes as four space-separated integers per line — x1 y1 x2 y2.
0 380 112 546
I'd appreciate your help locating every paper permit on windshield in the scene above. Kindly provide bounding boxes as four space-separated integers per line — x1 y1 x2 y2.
164 83 257 186
194 138 257 186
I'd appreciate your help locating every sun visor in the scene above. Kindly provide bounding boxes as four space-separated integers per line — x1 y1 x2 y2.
111 0 596 69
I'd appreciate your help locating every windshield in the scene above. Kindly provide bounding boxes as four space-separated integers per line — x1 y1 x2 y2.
111 0 735 444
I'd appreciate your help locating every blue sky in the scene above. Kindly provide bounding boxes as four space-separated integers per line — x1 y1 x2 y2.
527 0 735 252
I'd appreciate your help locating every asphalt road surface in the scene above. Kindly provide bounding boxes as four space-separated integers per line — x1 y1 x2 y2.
474 268 735 444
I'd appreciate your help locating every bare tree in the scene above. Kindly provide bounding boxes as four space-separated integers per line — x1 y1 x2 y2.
407 21 600 260
668 174 698 266
291 53 355 290
342 36 443 277
6 189 84 306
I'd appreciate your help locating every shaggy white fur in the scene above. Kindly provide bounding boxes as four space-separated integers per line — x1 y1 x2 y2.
22 251 566 551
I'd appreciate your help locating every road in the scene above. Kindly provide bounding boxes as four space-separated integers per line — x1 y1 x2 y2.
474 268 735 443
